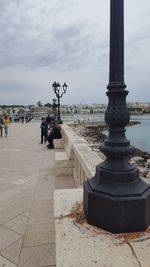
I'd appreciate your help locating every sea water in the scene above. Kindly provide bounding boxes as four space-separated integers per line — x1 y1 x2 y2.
63 113 150 154
127 114 150 153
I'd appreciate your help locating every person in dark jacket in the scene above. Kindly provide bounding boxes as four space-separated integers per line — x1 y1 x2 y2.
46 114 52 130
47 119 62 149
40 117 48 144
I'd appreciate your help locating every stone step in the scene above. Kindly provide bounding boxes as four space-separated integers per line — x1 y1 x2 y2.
55 151 74 177
53 139 63 149
55 152 74 168
55 167 73 177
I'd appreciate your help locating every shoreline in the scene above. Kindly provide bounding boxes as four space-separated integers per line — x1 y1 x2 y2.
73 121 150 179
73 121 149 157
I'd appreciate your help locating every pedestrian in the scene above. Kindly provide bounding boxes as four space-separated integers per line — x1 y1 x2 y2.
47 119 62 149
46 114 52 130
3 115 10 137
25 115 28 123
0 117 4 137
40 117 48 144
21 116 24 124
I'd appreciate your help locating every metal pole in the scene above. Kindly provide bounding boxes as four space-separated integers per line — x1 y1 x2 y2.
83 0 150 233
57 96 61 122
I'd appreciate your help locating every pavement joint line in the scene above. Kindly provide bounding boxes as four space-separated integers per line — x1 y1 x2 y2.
0 254 18 266
1 225 24 238
125 240 142 267
22 243 56 249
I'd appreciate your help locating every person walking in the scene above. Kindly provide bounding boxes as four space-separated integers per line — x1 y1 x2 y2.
0 117 4 137
40 117 48 144
3 115 10 137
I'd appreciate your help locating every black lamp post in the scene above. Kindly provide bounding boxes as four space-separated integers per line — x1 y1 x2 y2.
52 81 67 123
52 98 57 116
83 0 150 233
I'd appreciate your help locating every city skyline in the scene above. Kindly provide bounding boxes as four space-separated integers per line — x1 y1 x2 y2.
0 0 150 105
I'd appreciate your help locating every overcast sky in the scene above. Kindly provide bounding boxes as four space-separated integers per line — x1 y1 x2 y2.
0 0 150 105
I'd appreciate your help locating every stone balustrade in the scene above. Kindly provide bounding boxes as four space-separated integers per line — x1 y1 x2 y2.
55 124 103 187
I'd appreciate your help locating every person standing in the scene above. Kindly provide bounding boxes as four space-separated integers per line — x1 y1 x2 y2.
3 115 10 137
46 114 52 130
25 115 28 123
40 117 48 144
21 116 24 124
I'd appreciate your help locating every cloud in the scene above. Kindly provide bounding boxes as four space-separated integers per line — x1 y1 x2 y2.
0 0 150 104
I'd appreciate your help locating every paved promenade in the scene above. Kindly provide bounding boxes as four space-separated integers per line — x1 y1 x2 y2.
0 121 75 267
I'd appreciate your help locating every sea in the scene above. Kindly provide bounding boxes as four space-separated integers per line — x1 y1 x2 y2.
62 113 150 154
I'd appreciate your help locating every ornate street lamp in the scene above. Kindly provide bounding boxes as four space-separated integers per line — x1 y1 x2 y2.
83 0 150 233
52 98 57 116
52 81 68 123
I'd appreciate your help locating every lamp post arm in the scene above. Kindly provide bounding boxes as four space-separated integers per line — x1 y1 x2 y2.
60 92 64 98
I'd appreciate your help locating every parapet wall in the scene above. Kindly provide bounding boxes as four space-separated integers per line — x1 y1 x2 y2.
60 124 103 187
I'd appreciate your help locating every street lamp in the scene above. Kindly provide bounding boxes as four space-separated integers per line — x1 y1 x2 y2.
83 0 150 233
52 98 57 116
52 81 68 123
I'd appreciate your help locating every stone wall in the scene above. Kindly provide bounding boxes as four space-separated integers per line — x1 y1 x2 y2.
60 124 103 187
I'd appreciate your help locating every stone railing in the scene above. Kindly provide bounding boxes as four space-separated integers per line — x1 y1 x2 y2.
56 124 103 187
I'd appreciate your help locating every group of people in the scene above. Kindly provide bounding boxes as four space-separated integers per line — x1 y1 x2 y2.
0 115 10 137
20 115 32 124
14 115 32 123
40 115 62 149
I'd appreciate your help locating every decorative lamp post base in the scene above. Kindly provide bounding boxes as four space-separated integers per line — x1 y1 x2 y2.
84 173 150 233
83 0 150 234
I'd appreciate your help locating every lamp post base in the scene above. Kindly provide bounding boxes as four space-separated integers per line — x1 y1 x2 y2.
84 175 150 233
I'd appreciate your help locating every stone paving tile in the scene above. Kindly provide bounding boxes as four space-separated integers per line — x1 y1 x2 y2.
34 190 53 201
11 178 29 186
23 177 38 189
0 189 20 201
131 239 150 267
7 194 33 210
0 192 33 210
36 177 54 189
4 215 28 236
0 184 16 191
0 226 21 251
18 245 55 267
22 211 30 218
1 238 23 265
0 205 27 225
28 205 53 225
23 223 55 247
21 188 35 198
0 177 9 185
13 185 29 192
0 206 7 212
0 255 17 267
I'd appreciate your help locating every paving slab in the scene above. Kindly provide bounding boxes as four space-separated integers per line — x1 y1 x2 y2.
0 255 17 267
1 239 23 265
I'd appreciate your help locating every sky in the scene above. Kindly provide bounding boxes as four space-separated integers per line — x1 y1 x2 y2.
0 0 150 105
